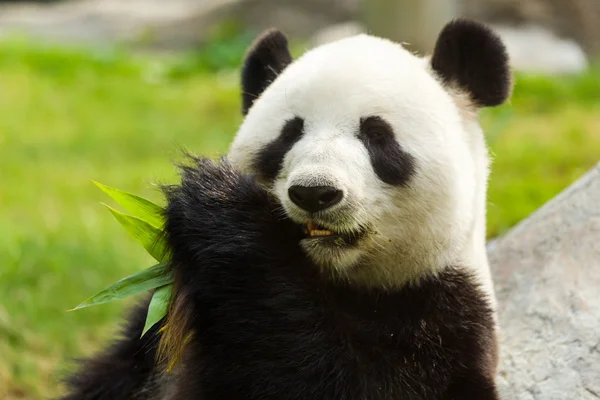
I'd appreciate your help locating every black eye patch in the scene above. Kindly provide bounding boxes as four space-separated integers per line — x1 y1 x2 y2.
358 116 416 186
252 117 305 181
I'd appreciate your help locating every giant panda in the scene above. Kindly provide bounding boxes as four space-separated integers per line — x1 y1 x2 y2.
59 18 512 400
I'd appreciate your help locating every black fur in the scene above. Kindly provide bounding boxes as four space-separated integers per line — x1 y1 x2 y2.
358 116 416 186
58 296 163 400
241 29 293 115
59 158 498 399
431 19 511 107
252 117 305 181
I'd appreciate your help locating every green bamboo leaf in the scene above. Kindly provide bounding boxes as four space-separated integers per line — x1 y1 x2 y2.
142 284 172 337
69 263 173 311
104 204 169 262
94 181 164 229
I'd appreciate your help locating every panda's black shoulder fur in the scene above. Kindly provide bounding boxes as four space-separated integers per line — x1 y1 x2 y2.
59 157 499 400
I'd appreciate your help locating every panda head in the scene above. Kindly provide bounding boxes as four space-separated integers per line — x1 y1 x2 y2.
228 19 511 288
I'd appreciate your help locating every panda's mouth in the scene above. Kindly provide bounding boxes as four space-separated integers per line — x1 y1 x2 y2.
302 220 365 246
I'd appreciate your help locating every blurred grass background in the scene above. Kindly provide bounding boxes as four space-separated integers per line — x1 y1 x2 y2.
0 25 599 399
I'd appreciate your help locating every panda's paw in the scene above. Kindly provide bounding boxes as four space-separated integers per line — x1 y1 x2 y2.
164 155 272 213
169 156 253 201
162 154 302 259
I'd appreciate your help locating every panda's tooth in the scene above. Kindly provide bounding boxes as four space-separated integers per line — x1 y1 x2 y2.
310 229 332 237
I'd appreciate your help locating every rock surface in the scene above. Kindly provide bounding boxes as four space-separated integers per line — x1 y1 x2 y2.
489 23 588 74
489 163 600 399
0 0 351 50
0 0 245 50
462 0 600 56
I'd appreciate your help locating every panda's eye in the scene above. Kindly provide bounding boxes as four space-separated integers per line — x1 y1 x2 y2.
359 116 393 142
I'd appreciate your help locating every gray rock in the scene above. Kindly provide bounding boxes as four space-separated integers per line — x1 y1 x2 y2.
0 0 273 50
489 163 600 399
490 23 588 75
0 0 353 50
461 0 600 57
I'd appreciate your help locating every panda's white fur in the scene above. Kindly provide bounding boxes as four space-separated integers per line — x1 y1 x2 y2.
228 34 496 306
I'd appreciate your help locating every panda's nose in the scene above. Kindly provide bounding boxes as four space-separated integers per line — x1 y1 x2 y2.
288 185 344 213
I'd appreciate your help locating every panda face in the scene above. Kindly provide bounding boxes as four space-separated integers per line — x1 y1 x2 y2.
228 22 511 286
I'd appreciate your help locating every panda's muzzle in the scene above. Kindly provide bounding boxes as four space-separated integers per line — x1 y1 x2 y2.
287 185 366 246
302 220 365 246
305 220 332 237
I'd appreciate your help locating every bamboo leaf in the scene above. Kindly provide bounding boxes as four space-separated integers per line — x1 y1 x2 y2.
104 204 169 262
94 181 164 229
70 263 173 311
142 284 172 337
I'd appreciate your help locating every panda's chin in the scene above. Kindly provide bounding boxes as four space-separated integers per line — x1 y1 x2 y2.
300 237 365 270
297 221 368 270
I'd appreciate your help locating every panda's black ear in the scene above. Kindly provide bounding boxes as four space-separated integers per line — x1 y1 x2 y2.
431 19 512 108
241 29 293 115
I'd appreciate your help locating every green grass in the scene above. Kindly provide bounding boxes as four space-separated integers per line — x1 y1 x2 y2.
483 72 600 234
0 38 598 399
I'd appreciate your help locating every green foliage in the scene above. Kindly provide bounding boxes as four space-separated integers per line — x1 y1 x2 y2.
93 181 164 229
72 182 173 337
142 285 172 337
75 183 173 337
0 37 598 400
103 205 168 263
70 263 172 311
